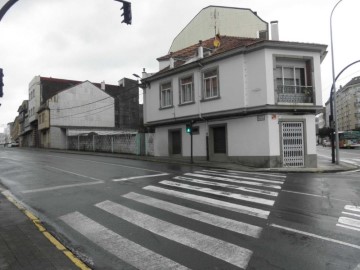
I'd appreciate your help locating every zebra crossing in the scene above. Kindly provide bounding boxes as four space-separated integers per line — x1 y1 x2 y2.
337 205 360 232
60 169 286 269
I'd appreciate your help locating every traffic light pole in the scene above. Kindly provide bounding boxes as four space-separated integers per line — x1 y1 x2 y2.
190 122 193 164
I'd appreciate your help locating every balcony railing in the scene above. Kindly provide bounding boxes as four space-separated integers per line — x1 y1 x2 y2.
276 85 313 104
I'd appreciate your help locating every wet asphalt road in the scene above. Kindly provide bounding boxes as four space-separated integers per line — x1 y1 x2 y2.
0 148 359 270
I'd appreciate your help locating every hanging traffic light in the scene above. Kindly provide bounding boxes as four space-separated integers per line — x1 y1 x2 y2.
0 68 4 97
115 0 132 25
121 1 132 25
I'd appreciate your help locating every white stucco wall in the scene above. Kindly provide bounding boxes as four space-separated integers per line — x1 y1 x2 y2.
246 50 269 106
154 114 316 160
145 47 324 125
49 127 67 149
226 116 271 157
50 81 115 128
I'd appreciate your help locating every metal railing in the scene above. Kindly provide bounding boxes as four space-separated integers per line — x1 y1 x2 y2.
276 85 313 103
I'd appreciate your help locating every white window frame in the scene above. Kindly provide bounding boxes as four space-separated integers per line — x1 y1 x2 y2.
179 75 194 104
160 81 173 108
202 68 219 100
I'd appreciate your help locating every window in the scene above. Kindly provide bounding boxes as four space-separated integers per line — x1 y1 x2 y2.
179 76 194 104
160 81 172 108
203 68 219 99
276 66 306 93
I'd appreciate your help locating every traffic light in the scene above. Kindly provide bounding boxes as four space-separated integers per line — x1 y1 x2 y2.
121 1 132 25
114 0 132 25
186 123 192 134
0 68 3 97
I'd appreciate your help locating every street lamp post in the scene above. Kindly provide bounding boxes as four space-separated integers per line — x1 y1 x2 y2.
330 0 343 165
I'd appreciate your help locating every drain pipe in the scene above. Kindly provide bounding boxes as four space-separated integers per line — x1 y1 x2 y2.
197 79 209 161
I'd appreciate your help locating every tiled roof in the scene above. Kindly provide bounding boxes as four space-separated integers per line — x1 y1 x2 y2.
152 35 327 77
158 35 261 61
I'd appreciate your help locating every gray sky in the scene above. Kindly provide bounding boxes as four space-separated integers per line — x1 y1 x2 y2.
1 0 360 132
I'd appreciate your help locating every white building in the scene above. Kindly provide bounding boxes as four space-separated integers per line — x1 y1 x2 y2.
169 6 269 52
38 81 115 149
142 36 327 168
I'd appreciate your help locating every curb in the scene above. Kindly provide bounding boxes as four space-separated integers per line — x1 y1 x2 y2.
48 149 360 174
1 189 91 270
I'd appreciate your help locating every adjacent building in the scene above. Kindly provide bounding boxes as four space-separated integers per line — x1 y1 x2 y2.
37 81 115 149
21 76 141 149
142 35 327 168
169 6 269 52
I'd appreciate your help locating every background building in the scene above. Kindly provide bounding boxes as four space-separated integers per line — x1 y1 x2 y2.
335 76 360 131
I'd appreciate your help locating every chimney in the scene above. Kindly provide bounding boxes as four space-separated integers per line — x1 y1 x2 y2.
198 40 204 59
270 21 279 41
170 57 175 69
101 81 105 90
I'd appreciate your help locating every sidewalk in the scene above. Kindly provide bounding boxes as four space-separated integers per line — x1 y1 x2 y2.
0 187 89 270
0 150 357 270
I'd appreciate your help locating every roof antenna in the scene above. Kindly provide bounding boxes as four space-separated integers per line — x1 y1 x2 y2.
211 8 220 36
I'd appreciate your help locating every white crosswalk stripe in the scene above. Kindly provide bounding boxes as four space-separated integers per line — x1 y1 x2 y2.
159 180 275 206
96 200 253 269
337 205 360 232
206 169 286 179
123 192 263 238
173 176 279 196
183 172 283 188
186 172 284 185
143 185 270 219
60 212 189 270
60 169 286 269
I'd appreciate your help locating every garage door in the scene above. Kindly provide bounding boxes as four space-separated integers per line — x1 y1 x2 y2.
213 126 226 154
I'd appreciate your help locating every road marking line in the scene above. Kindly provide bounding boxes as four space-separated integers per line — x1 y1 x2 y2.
281 189 349 202
22 181 104 194
60 212 188 270
160 180 275 206
123 192 263 238
46 166 104 182
113 173 169 182
174 176 279 196
143 185 269 219
270 223 360 250
354 263 360 270
193 172 284 187
96 200 253 269
187 172 284 185
342 211 360 218
2 191 90 270
20 166 104 193
45 154 165 173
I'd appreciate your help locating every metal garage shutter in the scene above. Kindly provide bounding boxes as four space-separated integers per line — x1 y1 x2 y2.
281 122 304 167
